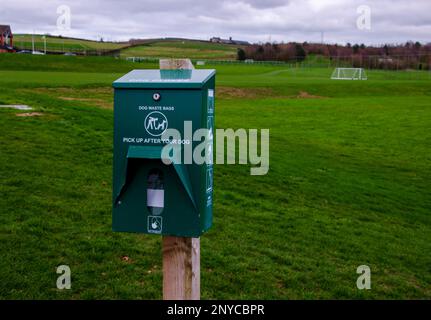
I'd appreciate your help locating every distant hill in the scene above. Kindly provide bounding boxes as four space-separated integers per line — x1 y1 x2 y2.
12 35 244 60
13 34 128 52
121 39 242 60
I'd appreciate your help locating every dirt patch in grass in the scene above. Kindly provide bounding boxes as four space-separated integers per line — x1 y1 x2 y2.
58 96 112 109
16 112 44 117
25 87 324 106
34 87 113 95
217 86 275 99
295 91 325 99
216 87 326 100
24 87 113 109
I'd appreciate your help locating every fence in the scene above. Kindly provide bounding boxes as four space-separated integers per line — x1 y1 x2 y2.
124 54 431 70
123 56 431 81
14 43 122 56
124 56 299 67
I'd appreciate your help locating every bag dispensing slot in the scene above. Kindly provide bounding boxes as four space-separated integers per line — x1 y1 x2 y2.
147 168 164 215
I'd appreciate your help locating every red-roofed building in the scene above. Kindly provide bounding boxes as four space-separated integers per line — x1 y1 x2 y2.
0 25 14 53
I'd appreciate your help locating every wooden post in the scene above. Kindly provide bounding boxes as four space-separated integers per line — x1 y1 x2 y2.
163 237 200 300
159 58 195 70
160 59 200 300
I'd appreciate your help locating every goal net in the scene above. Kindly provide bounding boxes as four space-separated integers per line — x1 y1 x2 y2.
331 68 367 80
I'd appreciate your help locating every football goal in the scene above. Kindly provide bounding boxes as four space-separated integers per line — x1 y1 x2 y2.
331 68 367 80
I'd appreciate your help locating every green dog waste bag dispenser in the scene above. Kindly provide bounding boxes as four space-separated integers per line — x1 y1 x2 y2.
112 69 215 237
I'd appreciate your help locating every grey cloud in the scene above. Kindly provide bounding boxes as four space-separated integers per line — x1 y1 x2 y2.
2 0 431 44
238 0 290 9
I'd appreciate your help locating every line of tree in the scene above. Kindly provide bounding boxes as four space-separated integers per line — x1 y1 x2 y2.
238 41 431 70
238 42 307 63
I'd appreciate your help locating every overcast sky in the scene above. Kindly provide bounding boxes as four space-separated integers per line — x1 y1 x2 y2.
1 0 430 44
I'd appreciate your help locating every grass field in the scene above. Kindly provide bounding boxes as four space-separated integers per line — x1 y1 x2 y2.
13 35 239 60
120 40 240 60
14 34 128 52
0 54 430 299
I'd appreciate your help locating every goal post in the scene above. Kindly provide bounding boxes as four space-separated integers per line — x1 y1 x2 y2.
331 68 367 80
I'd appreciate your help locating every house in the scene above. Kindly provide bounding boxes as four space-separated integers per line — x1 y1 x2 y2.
210 36 250 46
378 57 394 64
0 25 14 53
210 37 222 43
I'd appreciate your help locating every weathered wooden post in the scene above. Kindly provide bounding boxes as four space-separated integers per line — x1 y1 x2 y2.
160 59 200 300
163 236 200 299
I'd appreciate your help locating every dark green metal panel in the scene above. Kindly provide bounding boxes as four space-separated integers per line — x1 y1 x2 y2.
112 69 215 237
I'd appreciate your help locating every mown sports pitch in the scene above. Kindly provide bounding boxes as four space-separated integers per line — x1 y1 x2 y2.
0 55 430 299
